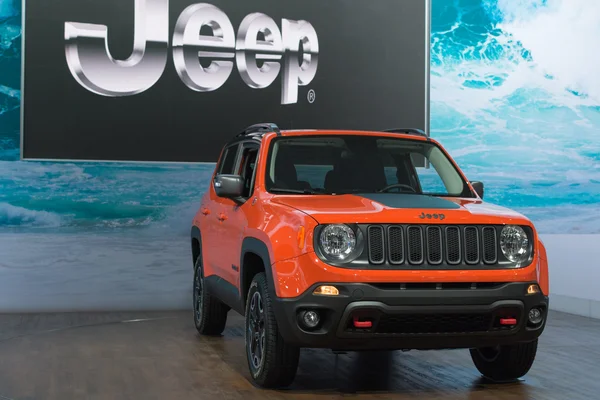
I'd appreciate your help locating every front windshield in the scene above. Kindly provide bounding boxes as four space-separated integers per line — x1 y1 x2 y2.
265 135 473 197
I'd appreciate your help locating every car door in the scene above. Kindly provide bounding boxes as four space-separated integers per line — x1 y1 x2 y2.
201 143 240 279
213 141 260 288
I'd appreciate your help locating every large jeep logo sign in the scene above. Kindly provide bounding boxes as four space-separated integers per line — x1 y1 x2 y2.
64 0 319 105
24 0 430 162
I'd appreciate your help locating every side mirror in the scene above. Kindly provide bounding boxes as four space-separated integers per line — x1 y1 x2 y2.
471 181 484 199
214 174 244 199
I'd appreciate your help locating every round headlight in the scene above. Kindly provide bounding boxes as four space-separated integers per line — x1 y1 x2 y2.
319 224 356 260
500 225 530 263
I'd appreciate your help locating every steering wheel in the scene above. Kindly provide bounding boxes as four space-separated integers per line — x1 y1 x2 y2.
378 183 417 193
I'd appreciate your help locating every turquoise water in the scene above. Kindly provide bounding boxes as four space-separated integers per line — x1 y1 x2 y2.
1 0 599 234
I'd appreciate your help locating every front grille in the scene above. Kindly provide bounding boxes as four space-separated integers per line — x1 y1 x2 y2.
426 226 443 264
366 225 500 267
446 226 461 264
482 227 498 264
376 313 493 334
407 226 424 264
367 226 385 264
464 227 479 264
387 226 404 264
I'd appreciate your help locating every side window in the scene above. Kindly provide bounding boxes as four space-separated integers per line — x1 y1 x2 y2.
218 144 239 175
238 144 260 198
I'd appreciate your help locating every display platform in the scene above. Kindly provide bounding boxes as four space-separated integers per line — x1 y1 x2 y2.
0 310 598 399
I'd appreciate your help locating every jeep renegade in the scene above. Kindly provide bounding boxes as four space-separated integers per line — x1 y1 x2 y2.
190 123 549 388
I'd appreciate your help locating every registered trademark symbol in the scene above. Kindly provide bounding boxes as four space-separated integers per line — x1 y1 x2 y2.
307 89 316 103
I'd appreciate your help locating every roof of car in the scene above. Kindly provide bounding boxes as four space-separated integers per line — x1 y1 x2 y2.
228 124 432 146
278 129 430 141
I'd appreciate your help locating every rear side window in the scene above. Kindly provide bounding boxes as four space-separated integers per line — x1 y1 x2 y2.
218 145 239 174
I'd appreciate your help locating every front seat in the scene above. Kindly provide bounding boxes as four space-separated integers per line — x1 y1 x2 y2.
272 155 311 190
325 154 387 193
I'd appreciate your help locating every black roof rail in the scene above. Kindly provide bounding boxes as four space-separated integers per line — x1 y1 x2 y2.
382 128 429 139
236 123 281 138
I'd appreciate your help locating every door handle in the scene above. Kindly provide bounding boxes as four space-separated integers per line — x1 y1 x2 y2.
201 207 210 216
218 213 228 222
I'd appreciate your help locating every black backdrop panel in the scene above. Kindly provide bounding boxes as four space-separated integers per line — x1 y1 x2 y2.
22 0 430 162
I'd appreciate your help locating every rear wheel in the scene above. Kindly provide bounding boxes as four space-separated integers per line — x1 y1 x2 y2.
193 256 228 336
245 272 300 388
470 339 538 382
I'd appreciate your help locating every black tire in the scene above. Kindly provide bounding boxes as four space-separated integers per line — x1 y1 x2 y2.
245 272 300 388
193 256 229 336
470 339 538 382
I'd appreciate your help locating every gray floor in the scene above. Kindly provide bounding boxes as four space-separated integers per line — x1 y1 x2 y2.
0 309 599 399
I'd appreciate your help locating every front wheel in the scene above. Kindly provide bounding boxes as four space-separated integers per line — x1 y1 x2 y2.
470 339 538 382
245 272 300 388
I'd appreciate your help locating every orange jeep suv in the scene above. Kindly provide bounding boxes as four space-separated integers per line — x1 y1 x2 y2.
190 123 549 388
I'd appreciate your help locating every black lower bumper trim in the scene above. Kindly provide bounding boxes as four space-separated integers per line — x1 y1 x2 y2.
272 282 548 351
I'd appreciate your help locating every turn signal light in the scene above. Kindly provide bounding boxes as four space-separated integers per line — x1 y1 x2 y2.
297 226 306 248
527 284 540 295
313 285 339 296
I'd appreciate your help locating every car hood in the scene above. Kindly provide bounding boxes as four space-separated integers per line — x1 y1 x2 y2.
270 193 532 226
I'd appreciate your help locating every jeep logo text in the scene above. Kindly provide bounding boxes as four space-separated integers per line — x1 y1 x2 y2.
64 0 319 104
419 212 445 221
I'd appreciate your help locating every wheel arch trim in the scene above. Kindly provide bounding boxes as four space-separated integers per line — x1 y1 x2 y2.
191 226 201 268
241 237 277 310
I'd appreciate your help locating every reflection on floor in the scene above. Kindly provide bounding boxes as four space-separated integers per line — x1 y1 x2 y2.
0 310 599 399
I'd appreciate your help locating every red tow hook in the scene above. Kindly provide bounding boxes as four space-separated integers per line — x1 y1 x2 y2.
500 318 517 326
353 317 373 329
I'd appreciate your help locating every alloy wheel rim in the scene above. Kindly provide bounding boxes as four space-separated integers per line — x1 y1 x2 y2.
247 291 266 371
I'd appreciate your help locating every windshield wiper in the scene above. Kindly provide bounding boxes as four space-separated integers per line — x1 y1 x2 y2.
269 188 320 195
327 188 365 195
375 190 422 195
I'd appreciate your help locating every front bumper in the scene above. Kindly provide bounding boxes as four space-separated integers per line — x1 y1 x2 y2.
272 281 548 351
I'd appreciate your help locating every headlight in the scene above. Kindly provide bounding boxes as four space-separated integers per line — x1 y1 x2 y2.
319 224 356 261
500 225 530 263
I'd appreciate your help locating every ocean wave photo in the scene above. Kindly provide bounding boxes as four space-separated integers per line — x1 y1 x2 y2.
1 0 599 236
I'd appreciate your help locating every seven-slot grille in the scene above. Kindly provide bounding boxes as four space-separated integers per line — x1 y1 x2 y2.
367 225 499 267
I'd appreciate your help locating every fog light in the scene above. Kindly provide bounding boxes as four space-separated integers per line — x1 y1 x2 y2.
314 285 339 296
527 284 540 295
528 308 543 325
302 311 320 328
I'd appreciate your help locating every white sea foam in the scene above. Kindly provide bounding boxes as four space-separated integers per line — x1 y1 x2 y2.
0 84 19 99
432 0 600 126
0 202 64 227
496 0 600 105
430 0 600 202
